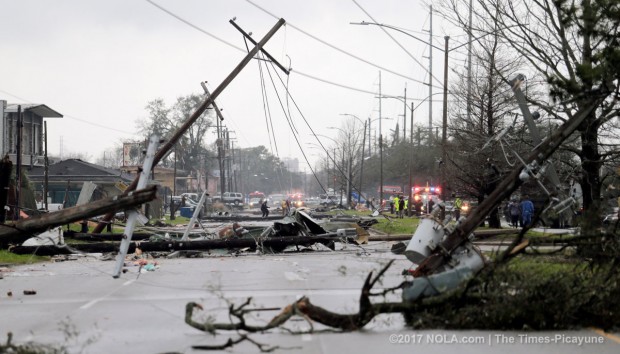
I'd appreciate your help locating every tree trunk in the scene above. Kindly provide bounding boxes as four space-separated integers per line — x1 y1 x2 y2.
579 116 603 231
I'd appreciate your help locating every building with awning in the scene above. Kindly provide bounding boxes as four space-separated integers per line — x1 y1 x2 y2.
0 100 63 166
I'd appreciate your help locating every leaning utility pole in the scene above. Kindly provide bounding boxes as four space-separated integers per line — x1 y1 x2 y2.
413 97 604 277
93 18 287 233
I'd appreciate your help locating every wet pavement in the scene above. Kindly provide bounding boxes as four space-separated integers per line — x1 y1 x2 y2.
0 233 617 353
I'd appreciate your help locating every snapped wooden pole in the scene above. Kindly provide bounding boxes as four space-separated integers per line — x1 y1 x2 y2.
413 97 603 276
0 186 158 246
93 18 286 233
113 135 159 278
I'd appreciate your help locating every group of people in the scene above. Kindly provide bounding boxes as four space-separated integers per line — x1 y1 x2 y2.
389 195 409 218
506 195 535 228
259 198 294 218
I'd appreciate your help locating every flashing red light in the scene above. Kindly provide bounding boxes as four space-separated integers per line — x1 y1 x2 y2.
414 185 441 194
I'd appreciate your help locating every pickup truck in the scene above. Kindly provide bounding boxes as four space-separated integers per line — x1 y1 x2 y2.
213 192 244 206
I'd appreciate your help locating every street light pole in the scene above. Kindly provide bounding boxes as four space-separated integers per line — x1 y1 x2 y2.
442 36 450 205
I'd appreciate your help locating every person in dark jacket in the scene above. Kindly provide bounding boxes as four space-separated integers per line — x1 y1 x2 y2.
260 200 270 218
508 200 521 228
398 197 405 218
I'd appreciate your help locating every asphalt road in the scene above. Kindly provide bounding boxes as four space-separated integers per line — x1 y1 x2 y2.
1 240 618 353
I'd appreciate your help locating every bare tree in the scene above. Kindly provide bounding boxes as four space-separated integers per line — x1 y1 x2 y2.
435 0 529 226
333 118 367 205
136 93 215 174
438 0 620 231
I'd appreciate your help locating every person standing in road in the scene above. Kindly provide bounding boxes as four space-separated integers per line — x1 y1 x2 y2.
454 196 463 220
393 195 400 216
520 195 535 227
428 198 435 214
280 199 287 216
261 200 270 218
398 197 405 218
508 199 521 228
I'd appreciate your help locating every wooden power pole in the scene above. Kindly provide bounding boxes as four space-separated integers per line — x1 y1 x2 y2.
93 18 287 233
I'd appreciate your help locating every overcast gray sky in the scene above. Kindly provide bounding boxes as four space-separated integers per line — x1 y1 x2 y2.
0 0 465 169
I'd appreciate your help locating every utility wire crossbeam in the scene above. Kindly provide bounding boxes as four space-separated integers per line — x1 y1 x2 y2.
229 20 289 75
94 18 287 233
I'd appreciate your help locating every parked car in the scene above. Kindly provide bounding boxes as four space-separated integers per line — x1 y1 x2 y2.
319 194 339 206
304 197 320 207
213 192 244 206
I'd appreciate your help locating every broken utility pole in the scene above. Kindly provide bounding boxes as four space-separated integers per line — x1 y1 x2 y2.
0 185 157 247
10 233 354 256
412 96 604 277
113 135 159 278
93 18 287 233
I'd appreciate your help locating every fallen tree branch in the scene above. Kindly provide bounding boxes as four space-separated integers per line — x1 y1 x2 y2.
185 260 410 337
184 236 620 350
